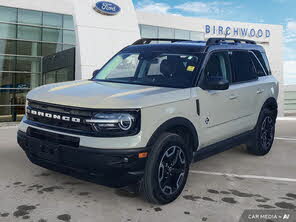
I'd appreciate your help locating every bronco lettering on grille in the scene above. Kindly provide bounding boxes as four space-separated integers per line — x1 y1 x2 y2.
27 109 81 123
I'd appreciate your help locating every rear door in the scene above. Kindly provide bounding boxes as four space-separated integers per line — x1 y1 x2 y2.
229 50 261 132
250 50 278 118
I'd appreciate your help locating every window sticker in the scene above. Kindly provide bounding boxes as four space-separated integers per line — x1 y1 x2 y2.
187 66 195 72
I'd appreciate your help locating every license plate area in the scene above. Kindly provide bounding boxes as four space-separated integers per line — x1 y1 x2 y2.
29 138 60 162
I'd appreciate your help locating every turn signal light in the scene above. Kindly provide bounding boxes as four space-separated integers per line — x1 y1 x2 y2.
138 152 148 158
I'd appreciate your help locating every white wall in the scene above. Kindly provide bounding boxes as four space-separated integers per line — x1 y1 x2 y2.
0 0 73 15
137 12 284 116
70 0 140 80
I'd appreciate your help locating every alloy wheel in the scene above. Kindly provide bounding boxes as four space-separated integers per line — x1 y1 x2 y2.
260 116 274 150
158 146 186 196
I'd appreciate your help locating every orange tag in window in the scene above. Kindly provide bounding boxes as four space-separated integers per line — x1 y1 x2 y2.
187 66 195 72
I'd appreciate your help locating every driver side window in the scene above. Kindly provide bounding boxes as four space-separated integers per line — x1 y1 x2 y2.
204 51 232 82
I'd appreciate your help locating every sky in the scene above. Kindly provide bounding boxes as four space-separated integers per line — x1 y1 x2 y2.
132 0 296 84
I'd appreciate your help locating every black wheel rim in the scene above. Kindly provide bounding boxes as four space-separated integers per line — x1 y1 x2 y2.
260 116 274 150
158 146 186 196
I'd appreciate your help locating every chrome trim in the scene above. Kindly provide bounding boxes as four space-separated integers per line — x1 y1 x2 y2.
85 119 119 124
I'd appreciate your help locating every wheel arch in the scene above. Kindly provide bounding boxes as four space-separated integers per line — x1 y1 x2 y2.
261 97 278 118
146 117 199 161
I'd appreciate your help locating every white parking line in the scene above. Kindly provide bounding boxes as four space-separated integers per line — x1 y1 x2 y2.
275 137 296 141
0 126 18 129
189 170 296 183
277 117 296 121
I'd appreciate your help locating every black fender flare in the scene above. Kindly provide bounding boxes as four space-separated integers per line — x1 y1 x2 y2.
147 117 199 153
261 97 278 117
255 97 278 128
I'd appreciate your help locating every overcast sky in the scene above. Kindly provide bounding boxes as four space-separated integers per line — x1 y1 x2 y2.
132 0 296 84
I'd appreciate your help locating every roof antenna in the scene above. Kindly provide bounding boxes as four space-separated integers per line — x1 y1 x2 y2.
224 31 228 41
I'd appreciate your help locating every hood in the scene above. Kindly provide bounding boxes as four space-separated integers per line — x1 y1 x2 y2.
27 80 190 109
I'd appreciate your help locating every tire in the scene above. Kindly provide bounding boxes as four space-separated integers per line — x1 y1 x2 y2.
141 132 190 204
247 108 276 156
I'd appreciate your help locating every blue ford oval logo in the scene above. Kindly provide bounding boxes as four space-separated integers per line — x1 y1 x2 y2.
94 1 121 16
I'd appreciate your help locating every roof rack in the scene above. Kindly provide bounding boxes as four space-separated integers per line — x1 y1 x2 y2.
132 38 191 45
206 38 256 45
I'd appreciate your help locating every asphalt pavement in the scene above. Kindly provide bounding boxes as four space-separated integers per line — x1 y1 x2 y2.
0 119 295 222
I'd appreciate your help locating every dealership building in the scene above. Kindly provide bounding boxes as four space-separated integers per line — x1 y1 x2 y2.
0 0 284 122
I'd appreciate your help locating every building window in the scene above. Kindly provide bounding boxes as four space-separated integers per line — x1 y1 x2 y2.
43 12 63 28
158 27 174 39
17 41 41 56
0 23 17 39
190 31 205 41
42 28 63 43
175 29 190 39
0 6 76 122
139 24 204 41
0 39 17 55
18 9 42 26
17 25 42 41
63 30 75 44
0 6 17 23
41 43 63 56
63 15 75 29
140 25 158 38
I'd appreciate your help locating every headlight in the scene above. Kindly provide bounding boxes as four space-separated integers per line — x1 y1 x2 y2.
85 111 140 137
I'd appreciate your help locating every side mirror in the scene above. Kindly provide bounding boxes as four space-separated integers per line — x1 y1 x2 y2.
92 69 100 77
204 76 229 90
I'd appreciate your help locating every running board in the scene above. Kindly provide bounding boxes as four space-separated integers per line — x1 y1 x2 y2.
193 130 255 162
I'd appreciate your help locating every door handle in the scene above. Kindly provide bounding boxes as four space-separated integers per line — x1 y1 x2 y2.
229 95 238 100
256 89 264 94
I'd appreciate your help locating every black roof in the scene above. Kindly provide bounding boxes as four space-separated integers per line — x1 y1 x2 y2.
121 38 265 54
123 43 206 54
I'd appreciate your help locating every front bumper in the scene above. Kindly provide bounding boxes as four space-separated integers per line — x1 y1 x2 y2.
17 128 149 187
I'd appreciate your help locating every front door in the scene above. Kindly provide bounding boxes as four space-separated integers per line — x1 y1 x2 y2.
197 51 240 146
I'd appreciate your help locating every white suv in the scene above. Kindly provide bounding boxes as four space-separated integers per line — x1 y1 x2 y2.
17 38 279 204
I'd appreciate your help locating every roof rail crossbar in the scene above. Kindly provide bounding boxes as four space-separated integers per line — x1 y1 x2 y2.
132 38 191 45
206 38 256 45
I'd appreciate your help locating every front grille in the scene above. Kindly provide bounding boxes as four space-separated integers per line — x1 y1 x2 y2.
26 100 95 135
29 100 93 117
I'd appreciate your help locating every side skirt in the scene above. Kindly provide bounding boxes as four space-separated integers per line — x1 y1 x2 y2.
193 130 255 162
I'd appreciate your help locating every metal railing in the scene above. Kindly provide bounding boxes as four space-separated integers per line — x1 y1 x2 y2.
284 84 296 116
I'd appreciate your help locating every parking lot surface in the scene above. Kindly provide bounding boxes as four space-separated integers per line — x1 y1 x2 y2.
0 119 295 222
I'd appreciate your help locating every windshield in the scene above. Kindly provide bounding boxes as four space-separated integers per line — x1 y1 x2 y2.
92 52 200 88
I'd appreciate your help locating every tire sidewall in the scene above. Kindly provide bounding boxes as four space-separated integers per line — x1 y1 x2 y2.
144 133 190 204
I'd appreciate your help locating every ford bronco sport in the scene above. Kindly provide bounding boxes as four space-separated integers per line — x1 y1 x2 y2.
17 38 278 204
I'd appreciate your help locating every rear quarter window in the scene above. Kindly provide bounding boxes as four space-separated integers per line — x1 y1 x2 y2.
252 50 272 75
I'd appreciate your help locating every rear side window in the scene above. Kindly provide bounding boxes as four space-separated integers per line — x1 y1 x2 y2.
252 51 272 75
230 51 258 83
